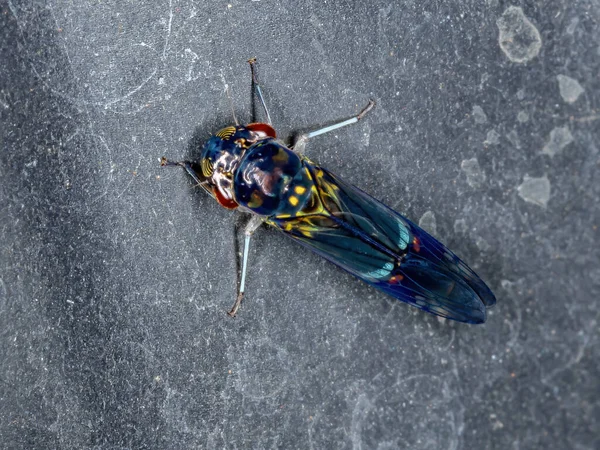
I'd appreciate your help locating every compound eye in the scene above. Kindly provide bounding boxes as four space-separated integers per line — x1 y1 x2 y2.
247 122 276 139
201 158 214 177
214 187 238 209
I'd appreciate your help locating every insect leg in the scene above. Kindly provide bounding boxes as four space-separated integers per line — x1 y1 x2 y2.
293 99 375 153
161 157 201 182
160 157 213 195
248 57 273 126
228 215 263 317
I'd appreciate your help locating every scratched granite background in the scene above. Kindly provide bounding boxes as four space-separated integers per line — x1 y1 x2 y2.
1 0 598 449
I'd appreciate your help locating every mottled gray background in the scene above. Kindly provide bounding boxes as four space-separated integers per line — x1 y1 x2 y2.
1 1 598 449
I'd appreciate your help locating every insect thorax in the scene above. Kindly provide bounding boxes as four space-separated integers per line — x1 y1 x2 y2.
233 139 315 217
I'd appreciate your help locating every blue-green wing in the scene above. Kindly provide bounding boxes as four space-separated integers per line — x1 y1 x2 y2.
268 165 496 324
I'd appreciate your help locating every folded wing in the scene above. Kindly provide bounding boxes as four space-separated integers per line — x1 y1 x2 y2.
268 165 496 324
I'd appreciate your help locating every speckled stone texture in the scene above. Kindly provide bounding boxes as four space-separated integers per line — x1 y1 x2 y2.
1 1 598 449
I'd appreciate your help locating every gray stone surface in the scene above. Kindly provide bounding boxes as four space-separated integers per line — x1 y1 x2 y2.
1 1 599 449
418 210 438 236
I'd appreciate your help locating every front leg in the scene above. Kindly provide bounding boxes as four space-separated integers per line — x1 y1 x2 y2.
228 214 264 317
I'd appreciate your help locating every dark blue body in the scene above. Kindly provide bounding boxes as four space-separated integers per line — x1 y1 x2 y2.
219 136 496 324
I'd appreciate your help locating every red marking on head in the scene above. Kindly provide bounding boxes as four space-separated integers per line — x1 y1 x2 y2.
247 122 277 139
214 188 238 210
412 237 421 252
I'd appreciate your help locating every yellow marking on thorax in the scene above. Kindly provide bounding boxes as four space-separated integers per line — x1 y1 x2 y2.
287 167 326 217
272 148 289 164
247 191 263 208
289 196 299 206
234 138 248 148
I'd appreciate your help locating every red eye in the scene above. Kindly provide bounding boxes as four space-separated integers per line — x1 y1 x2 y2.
247 122 276 139
214 187 238 210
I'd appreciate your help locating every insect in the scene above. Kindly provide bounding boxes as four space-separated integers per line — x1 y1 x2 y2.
162 58 496 324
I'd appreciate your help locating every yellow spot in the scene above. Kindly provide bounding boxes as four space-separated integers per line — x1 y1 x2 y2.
289 196 299 206
284 222 293 231
248 191 263 208
294 185 306 195
272 148 289 164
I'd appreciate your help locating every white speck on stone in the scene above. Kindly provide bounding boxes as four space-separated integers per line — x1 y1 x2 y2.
361 122 371 147
556 75 584 104
516 88 526 100
476 236 490 251
500 279 515 290
484 129 500 145
489 413 504 430
542 126 574 157
566 17 579 35
472 105 488 124
517 111 529 123
506 129 521 149
419 211 437 235
491 418 505 431
497 6 542 63
517 175 551 208
461 158 486 188
454 218 468 234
